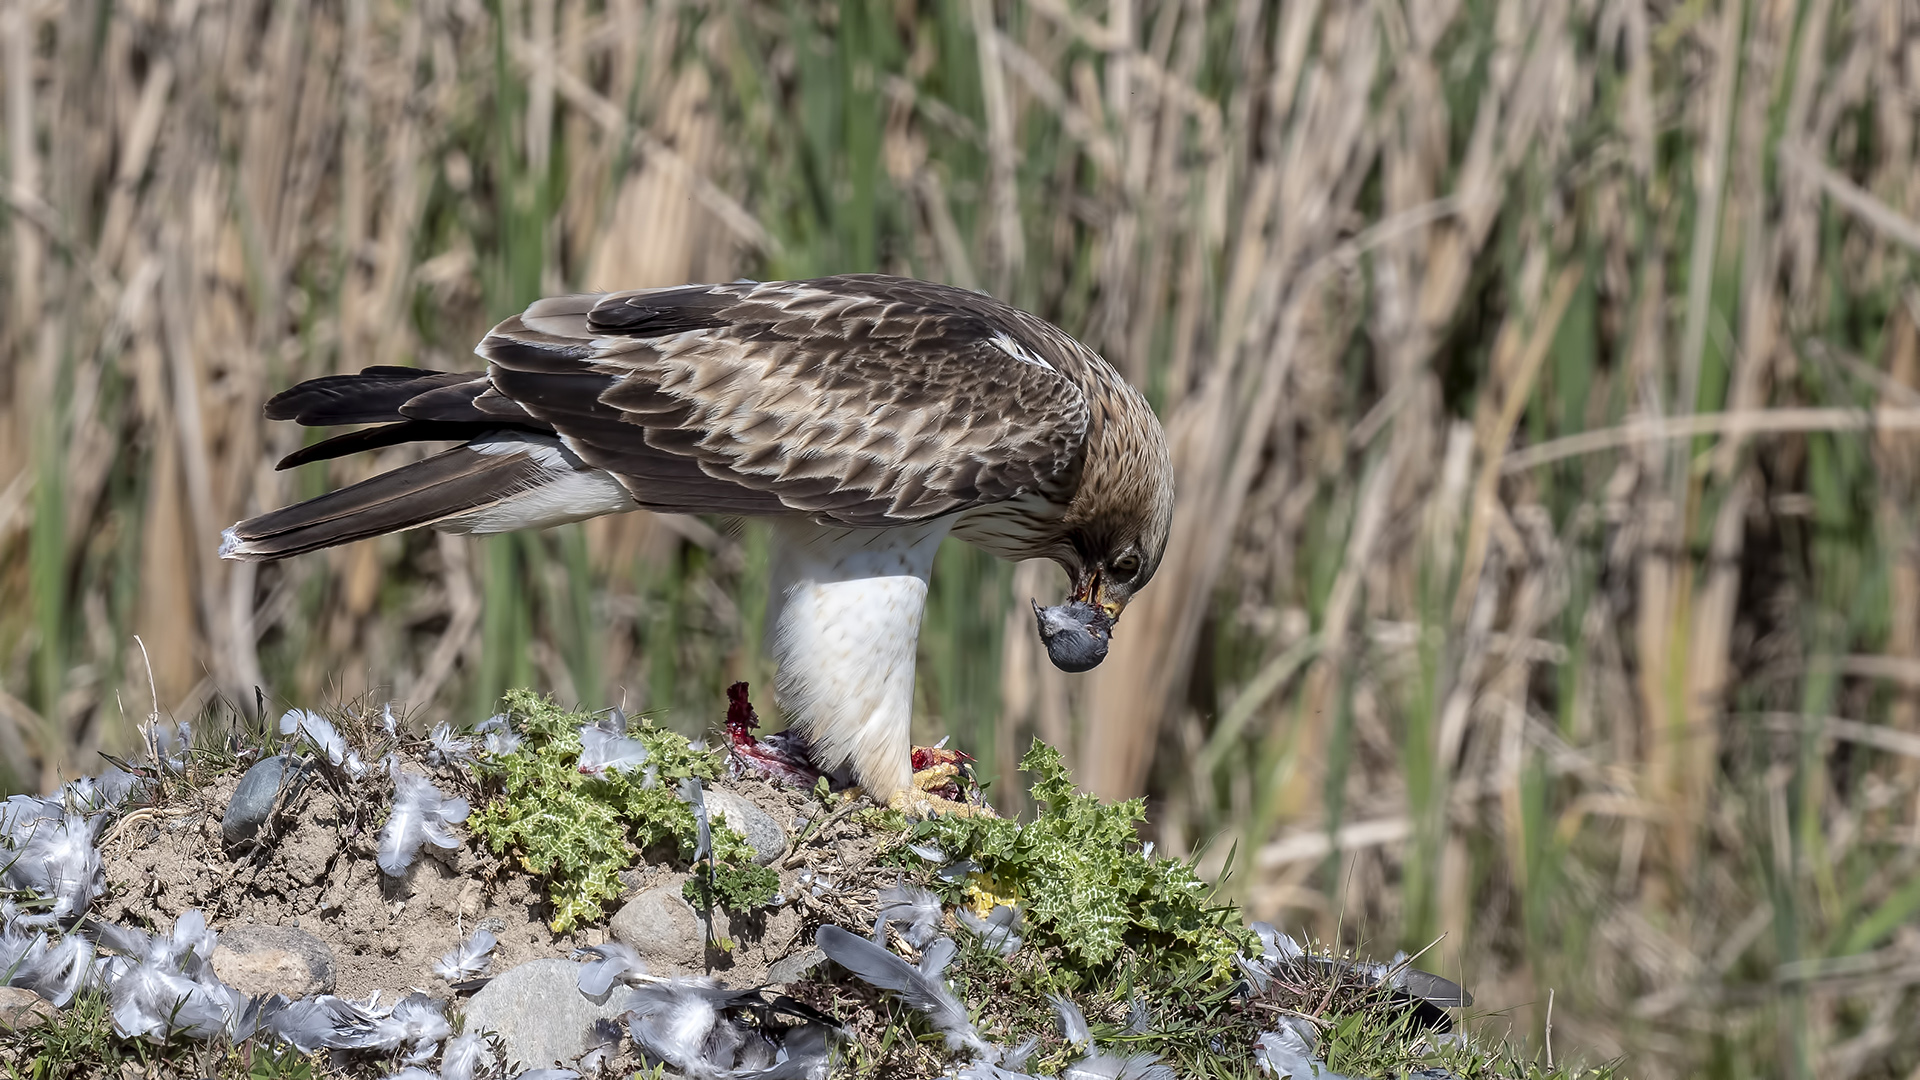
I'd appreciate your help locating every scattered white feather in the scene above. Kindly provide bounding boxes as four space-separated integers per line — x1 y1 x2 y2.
2 923 93 1007
621 976 766 1078
261 993 373 1053
383 1069 440 1080
99 911 242 1041
1 808 105 927
516 1070 580 1080
379 773 470 877
1052 994 1092 1048
1239 921 1306 993
16 934 92 1006
107 964 241 1041
1052 997 1175 1080
382 703 402 737
954 904 1022 958
934 859 982 883
1253 1020 1351 1079
872 886 944 949
229 992 291 1044
1251 921 1305 963
335 991 453 1060
440 1030 493 1080
955 1036 1040 1080
579 725 650 778
815 926 988 1057
576 1044 613 1077
573 941 649 996
428 723 475 767
483 727 524 756
679 778 711 863
280 709 347 766
433 927 497 982
1 794 59 837
60 766 137 813
1060 1057 1179 1080
0 917 40 973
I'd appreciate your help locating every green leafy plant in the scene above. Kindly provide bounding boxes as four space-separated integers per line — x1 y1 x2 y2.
469 691 774 932
903 741 1249 982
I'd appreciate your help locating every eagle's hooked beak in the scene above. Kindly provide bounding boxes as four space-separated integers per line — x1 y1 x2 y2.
1073 569 1128 625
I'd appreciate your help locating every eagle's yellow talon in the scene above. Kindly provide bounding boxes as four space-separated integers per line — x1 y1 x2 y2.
887 771 996 819
912 762 962 790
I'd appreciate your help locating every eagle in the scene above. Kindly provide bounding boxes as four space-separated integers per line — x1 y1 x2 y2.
221 275 1173 815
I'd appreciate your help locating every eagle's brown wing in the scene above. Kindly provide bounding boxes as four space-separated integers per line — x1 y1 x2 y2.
433 274 1095 526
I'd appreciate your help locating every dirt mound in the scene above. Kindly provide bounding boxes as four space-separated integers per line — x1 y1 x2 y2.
92 747 882 1007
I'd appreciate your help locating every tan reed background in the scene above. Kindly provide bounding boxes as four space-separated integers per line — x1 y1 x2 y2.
5 0 1920 1075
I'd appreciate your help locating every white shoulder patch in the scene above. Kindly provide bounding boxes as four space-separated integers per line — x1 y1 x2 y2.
469 434 572 471
987 331 1055 372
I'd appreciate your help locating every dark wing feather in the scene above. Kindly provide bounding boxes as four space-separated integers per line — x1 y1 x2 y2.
223 445 554 560
275 420 522 470
479 275 1091 526
265 367 482 424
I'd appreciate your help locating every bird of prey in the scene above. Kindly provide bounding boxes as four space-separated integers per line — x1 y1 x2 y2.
220 274 1173 815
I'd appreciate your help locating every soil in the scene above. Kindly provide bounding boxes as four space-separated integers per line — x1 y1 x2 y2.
90 751 894 1004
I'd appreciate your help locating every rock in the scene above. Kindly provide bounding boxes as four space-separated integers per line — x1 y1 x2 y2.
463 958 639 1071
211 924 335 998
702 789 788 865
609 882 721 971
222 755 297 846
766 946 826 985
0 987 54 1030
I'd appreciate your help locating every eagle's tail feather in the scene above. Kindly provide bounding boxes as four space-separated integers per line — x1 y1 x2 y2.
220 442 560 562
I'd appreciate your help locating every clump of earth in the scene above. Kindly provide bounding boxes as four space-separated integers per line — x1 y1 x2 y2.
77 698 906 1075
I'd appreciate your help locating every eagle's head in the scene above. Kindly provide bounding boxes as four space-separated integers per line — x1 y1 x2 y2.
1033 382 1175 673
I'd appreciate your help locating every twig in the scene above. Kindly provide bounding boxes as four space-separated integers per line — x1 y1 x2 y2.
1750 711 1920 760
1501 406 1920 473
1545 987 1554 1068
1382 931 1448 987
135 635 161 761
781 794 867 869
1781 142 1920 255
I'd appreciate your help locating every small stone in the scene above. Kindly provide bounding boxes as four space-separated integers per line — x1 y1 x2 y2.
609 882 719 971
463 958 640 1072
701 790 788 865
211 924 335 998
222 755 297 846
766 946 825 984
0 987 54 1030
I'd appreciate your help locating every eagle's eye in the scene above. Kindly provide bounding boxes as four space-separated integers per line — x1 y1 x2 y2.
1111 552 1142 579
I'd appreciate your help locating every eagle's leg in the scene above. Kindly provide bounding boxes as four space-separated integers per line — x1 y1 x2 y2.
767 518 955 808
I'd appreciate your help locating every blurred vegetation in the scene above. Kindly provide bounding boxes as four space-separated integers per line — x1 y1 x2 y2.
5 0 1920 1076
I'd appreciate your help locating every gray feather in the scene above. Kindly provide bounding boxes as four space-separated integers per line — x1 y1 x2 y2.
815 925 987 1056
